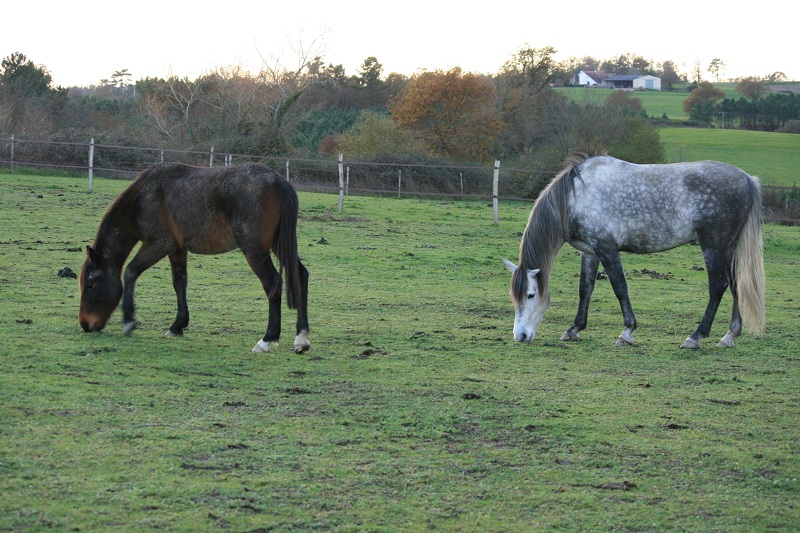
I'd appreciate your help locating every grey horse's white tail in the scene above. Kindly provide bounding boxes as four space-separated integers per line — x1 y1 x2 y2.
735 176 766 334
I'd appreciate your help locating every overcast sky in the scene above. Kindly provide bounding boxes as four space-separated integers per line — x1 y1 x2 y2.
5 1 795 87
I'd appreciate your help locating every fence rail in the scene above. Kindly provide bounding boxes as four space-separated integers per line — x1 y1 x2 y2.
1 136 798 225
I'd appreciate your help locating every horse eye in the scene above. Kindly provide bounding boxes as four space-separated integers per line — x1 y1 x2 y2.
527 293 536 300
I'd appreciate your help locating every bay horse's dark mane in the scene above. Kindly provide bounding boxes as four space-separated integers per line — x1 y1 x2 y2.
512 148 607 305
92 165 156 250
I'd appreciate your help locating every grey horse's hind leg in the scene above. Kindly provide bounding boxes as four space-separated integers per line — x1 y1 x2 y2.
717 280 742 347
682 250 729 349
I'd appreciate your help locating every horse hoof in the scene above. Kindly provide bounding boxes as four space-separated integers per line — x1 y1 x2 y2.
680 337 700 349
560 331 580 341
614 332 635 346
165 329 183 337
122 321 137 335
252 340 274 353
716 336 735 348
293 331 310 353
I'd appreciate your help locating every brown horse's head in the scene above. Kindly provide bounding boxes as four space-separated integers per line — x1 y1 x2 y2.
78 245 123 332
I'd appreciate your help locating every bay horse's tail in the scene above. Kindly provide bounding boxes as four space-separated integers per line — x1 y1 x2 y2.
271 179 303 310
734 175 766 335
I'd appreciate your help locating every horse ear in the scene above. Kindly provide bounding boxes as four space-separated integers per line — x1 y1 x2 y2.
502 259 518 273
529 268 541 278
86 245 99 263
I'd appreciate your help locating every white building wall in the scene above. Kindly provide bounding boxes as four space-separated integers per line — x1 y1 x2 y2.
633 75 662 90
578 71 598 86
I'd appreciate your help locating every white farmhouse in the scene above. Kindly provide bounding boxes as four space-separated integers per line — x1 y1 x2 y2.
576 71 662 90
577 70 608 86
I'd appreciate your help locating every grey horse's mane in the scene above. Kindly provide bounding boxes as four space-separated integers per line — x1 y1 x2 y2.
512 148 606 304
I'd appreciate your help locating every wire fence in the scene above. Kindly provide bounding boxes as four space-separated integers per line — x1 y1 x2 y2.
0 136 549 196
1 135 798 224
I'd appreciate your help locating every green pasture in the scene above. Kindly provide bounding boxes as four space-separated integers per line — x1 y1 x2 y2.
659 127 800 187
556 87 691 121
553 87 799 187
1 173 798 530
556 85 742 122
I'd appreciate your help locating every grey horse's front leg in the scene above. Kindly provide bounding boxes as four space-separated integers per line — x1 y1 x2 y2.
594 247 637 346
562 253 600 341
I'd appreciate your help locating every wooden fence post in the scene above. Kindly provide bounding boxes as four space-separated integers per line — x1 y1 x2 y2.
10 134 14 175
209 146 214 167
338 154 345 214
346 166 350 196
398 169 402 198
88 138 95 192
493 160 500 224
286 159 290 181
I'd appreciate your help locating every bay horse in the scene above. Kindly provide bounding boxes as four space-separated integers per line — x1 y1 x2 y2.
79 163 310 354
504 151 765 349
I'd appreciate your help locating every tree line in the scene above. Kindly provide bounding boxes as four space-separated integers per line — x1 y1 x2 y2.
680 78 800 131
0 48 795 179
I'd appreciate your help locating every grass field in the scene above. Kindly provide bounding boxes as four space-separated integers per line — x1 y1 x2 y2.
555 86 800 187
555 85 742 122
659 127 800 187
1 173 798 530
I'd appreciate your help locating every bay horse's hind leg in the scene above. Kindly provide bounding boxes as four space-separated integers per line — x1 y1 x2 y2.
681 251 729 349
292 260 311 354
245 251 283 353
166 249 190 337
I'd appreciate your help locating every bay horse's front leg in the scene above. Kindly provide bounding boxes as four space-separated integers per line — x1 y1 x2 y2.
562 252 600 341
122 242 169 335
595 247 637 346
166 250 190 337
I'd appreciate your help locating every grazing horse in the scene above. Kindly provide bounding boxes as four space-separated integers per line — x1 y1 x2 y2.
79 163 310 354
504 151 765 348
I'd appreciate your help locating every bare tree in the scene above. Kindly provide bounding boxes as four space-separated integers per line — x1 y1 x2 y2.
692 59 704 83
255 30 328 132
140 90 179 145
137 73 201 146
707 58 726 82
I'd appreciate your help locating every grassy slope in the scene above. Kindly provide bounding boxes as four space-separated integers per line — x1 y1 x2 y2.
555 86 799 187
659 127 800 187
1 174 798 530
555 87 691 121
555 84 741 122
